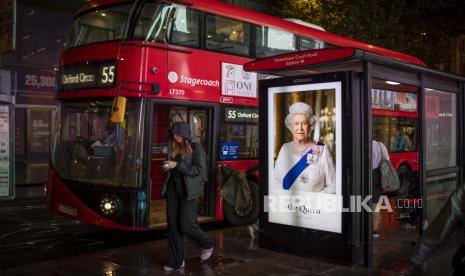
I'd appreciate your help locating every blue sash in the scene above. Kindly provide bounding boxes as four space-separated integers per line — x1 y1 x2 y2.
282 142 324 190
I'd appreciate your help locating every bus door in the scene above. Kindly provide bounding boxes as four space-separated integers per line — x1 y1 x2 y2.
149 102 216 227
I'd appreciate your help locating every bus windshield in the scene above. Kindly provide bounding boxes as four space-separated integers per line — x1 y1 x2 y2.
132 1 200 47
53 99 146 187
65 3 133 49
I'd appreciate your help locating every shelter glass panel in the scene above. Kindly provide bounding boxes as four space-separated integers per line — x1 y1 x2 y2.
424 89 457 170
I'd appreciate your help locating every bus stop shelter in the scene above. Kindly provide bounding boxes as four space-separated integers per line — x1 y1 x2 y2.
244 47 465 266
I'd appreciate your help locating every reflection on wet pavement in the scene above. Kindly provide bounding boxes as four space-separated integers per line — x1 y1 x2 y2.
372 198 458 275
0 225 373 276
184 255 243 274
0 197 167 269
0 198 458 275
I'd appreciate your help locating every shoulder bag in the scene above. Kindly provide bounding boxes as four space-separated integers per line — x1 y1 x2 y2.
378 142 401 191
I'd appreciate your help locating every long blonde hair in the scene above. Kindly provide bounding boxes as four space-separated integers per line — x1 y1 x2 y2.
171 139 193 160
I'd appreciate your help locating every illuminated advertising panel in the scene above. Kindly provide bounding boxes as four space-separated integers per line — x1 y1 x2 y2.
267 81 342 233
221 62 257 98
371 89 417 112
0 106 11 198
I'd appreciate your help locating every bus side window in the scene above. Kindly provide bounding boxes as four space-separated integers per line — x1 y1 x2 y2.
169 6 200 48
255 26 296 58
205 14 250 56
300 36 323 50
219 106 259 160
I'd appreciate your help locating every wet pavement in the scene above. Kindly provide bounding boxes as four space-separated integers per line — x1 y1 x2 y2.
0 197 459 275
372 200 458 275
1 223 459 276
0 197 168 269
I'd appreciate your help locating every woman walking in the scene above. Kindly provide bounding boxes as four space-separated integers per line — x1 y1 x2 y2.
162 122 215 271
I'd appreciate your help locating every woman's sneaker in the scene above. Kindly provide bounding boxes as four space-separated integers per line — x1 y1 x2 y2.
163 261 185 271
201 247 214 261
248 225 256 239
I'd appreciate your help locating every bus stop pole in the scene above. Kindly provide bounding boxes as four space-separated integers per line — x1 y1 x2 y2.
419 74 426 234
363 61 373 267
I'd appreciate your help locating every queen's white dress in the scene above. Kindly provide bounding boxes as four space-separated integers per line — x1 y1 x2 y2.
273 142 336 193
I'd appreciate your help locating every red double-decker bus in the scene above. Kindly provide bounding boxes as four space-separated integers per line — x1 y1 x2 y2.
371 81 419 195
47 0 426 230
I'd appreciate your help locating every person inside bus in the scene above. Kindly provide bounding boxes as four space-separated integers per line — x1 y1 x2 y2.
274 102 336 193
103 122 125 148
390 129 413 152
229 28 244 42
162 122 215 271
372 140 390 239
102 120 127 178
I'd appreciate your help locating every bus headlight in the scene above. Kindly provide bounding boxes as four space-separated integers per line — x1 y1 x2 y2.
99 196 119 215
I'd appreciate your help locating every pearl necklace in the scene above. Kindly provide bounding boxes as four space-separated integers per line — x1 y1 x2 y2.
292 141 313 156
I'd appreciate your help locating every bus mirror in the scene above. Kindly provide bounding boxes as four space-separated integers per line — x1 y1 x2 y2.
111 96 127 123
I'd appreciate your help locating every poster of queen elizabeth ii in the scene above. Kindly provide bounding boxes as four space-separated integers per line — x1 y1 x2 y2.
267 81 342 233
273 102 336 193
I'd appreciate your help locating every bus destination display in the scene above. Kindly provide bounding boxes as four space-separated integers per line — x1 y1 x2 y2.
58 60 117 90
224 106 259 123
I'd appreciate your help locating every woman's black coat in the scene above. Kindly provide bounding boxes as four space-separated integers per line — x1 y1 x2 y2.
162 143 208 200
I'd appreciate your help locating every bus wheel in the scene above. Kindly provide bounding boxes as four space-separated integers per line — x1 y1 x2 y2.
396 166 412 196
224 181 259 226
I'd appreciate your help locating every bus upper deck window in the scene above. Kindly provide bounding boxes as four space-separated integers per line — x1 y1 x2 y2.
65 4 132 48
169 6 200 48
300 36 324 50
205 14 250 56
133 3 176 42
255 26 296 58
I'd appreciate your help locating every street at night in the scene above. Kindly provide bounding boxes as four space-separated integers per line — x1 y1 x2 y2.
2 0 465 275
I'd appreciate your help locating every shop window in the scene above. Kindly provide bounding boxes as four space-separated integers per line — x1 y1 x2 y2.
460 37 465 52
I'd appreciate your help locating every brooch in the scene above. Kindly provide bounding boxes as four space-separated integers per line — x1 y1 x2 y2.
306 153 318 165
306 145 324 165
